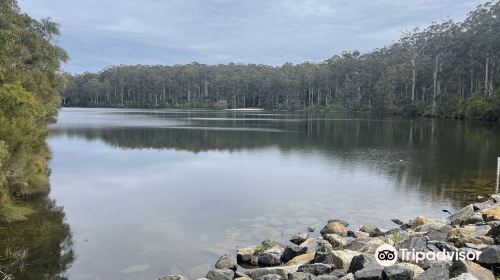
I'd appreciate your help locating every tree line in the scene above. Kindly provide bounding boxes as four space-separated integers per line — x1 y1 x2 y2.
62 2 500 120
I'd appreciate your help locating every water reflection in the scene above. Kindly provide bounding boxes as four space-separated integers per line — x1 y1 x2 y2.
0 195 74 279
46 108 500 279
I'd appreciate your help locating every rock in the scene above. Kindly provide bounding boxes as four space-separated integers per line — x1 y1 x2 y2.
428 241 459 252
424 225 452 242
396 237 429 252
238 245 259 264
328 219 349 227
360 237 387 254
324 234 347 248
415 262 450 280
330 269 347 278
216 254 237 270
463 213 484 225
297 264 336 276
286 253 316 266
486 223 500 244
450 260 494 280
309 226 316 233
448 205 475 225
410 216 447 228
465 243 488 251
348 253 381 274
321 222 348 237
382 265 412 280
395 263 423 279
328 250 360 270
449 273 479 280
249 266 300 280
477 245 500 270
414 223 447 233
490 194 500 203
472 236 494 245
339 273 354 280
448 226 476 243
288 272 317 280
256 274 285 280
159 276 189 280
316 275 339 280
482 206 500 222
300 238 333 253
354 268 383 280
206 269 235 280
347 231 370 239
282 245 308 263
359 225 385 237
346 238 373 252
235 277 252 280
259 245 286 266
291 233 310 245
391 219 405 226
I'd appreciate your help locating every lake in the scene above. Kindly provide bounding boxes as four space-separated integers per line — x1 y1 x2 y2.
38 108 500 279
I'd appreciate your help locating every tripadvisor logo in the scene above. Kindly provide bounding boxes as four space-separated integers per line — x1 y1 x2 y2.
374 244 481 267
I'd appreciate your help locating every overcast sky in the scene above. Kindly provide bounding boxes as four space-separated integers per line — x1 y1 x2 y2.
19 0 487 73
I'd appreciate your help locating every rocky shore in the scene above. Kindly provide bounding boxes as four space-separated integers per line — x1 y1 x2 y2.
160 194 500 280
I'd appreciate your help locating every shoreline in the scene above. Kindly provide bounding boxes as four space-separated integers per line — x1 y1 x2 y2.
160 194 500 280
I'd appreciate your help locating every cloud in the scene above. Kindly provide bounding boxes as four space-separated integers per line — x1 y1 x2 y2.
18 0 487 73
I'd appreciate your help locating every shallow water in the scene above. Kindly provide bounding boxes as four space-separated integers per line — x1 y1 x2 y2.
27 108 500 279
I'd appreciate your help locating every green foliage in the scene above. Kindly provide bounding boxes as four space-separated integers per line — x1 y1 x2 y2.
465 94 500 121
0 0 67 222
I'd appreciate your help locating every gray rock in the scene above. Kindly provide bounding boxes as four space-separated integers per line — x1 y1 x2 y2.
291 233 310 245
256 274 285 280
316 275 339 280
415 262 450 280
354 268 383 280
448 205 475 225
424 225 452 241
382 265 411 280
396 237 429 252
288 272 317 280
348 254 381 274
298 264 336 276
300 238 333 253
477 245 500 272
206 269 235 280
216 254 237 270
450 259 495 280
347 231 370 239
282 245 308 263
250 267 299 280
428 241 459 252
346 238 373 252
339 273 354 280
465 243 488 250
330 269 347 278
359 225 384 237
324 234 347 248
259 249 283 266
309 226 316 233
449 273 479 280
159 275 189 280
463 213 484 225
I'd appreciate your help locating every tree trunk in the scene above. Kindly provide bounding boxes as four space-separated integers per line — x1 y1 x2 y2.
411 58 416 102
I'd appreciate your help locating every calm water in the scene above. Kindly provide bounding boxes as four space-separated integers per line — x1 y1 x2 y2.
43 108 500 279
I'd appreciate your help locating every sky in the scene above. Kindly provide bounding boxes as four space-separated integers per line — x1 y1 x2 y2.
18 0 488 74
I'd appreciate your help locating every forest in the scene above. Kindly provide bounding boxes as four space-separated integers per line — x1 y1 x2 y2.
62 1 500 121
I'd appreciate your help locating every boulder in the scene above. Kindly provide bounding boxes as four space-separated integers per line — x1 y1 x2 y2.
450 260 494 280
256 274 285 280
216 254 237 271
300 238 333 253
323 234 347 248
449 273 479 280
206 269 235 280
309 226 316 233
286 253 316 266
448 226 475 243
259 246 285 266
395 263 424 279
346 238 373 252
396 237 429 252
297 264 336 276
448 205 475 225
410 216 447 228
328 219 349 227
316 275 339 280
328 250 360 270
477 245 500 271
238 245 259 264
359 237 387 254
159 276 189 280
486 223 500 244
291 233 310 245
330 269 347 278
359 225 385 237
463 213 484 225
382 265 412 280
415 262 450 280
288 272 317 280
339 273 354 280
482 206 500 222
347 231 370 239
348 253 381 274
321 222 348 237
464 243 488 251
423 225 452 242
354 268 383 280
282 245 308 263
249 266 300 280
